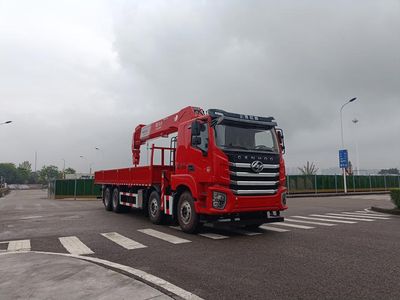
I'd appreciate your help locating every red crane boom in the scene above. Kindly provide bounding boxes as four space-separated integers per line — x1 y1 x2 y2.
131 106 204 165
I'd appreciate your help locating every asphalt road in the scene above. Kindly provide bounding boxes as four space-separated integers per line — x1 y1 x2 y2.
1 190 399 299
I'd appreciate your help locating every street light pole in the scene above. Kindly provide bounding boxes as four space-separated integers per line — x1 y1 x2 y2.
352 118 360 176
95 147 104 169
61 158 66 179
340 97 357 193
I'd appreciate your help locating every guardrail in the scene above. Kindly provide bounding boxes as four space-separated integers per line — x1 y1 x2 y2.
0 187 10 197
49 175 400 199
287 174 400 194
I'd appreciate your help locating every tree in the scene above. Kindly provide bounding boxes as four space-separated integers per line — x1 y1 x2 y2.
18 161 32 172
64 167 76 175
16 161 32 183
39 165 61 183
0 163 18 183
378 168 399 175
298 161 319 175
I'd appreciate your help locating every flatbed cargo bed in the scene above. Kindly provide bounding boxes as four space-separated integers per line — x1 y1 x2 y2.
94 165 174 186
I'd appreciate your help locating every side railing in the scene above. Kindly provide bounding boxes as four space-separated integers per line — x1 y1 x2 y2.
287 174 400 194
49 175 400 199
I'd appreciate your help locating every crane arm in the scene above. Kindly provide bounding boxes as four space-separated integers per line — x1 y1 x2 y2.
131 106 204 165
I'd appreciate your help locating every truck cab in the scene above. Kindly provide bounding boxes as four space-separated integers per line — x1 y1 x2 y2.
171 109 287 232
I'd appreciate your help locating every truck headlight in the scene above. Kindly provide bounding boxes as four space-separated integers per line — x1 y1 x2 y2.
212 191 227 209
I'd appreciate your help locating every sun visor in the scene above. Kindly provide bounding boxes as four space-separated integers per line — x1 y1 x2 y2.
208 109 277 129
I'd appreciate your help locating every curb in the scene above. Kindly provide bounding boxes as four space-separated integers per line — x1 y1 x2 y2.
0 251 203 300
370 206 400 215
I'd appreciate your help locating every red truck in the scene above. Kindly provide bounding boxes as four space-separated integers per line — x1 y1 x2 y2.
94 106 287 233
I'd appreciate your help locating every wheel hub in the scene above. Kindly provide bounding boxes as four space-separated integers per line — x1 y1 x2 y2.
150 199 158 217
180 201 192 225
113 193 118 207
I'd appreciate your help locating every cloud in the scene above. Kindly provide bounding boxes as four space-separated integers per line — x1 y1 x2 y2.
1 0 399 172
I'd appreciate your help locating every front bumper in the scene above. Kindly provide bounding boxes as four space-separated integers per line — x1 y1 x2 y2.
195 185 288 215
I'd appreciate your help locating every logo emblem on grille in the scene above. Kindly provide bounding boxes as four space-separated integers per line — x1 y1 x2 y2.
251 161 264 173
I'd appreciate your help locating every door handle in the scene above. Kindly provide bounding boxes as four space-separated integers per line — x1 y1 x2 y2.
188 165 195 172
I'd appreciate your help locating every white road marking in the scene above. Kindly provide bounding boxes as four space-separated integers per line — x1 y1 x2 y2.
198 233 229 240
355 211 392 216
311 214 374 222
339 212 390 219
2 251 203 300
291 216 356 224
259 225 290 232
138 229 191 244
169 226 182 231
59 236 94 255
101 232 147 250
273 222 314 229
7 240 31 251
285 218 336 226
19 215 43 220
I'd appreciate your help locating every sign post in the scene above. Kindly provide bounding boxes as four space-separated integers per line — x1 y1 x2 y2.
339 149 349 193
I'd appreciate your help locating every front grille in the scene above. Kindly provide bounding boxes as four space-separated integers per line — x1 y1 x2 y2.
226 152 280 196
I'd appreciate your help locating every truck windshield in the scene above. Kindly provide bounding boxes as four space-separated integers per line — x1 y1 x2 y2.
214 124 278 153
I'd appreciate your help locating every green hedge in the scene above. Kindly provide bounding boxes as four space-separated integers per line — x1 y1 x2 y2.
390 189 400 208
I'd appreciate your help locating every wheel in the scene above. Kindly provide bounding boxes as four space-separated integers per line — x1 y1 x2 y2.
103 187 113 211
177 191 200 233
148 191 164 224
112 188 125 213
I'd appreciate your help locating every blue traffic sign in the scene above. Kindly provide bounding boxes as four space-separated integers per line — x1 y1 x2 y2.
339 149 349 168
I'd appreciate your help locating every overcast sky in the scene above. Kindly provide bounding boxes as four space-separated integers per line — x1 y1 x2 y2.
0 0 399 174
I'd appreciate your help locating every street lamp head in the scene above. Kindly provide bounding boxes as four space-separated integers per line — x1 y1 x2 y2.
349 97 357 103
352 118 359 124
5 121 12 124
95 147 100 150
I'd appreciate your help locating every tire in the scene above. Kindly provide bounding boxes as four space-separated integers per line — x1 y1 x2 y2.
148 191 164 224
177 191 200 233
112 188 125 213
103 187 113 211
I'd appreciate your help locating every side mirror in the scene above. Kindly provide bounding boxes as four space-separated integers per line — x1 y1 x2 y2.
276 128 285 154
192 136 202 146
191 121 201 136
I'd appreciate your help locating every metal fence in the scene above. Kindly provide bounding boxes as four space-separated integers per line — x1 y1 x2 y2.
48 179 101 199
287 175 400 194
48 175 400 199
